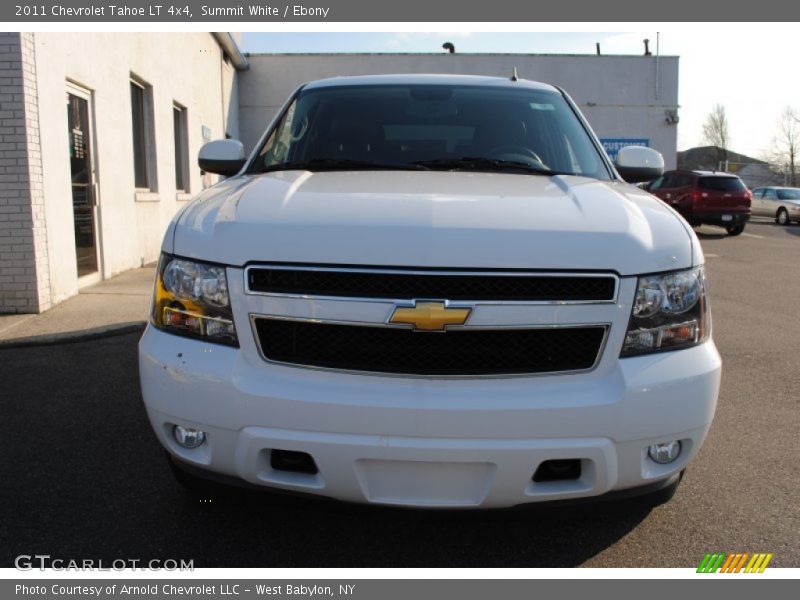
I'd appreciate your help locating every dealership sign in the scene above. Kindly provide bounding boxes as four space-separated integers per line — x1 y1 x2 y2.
600 138 650 160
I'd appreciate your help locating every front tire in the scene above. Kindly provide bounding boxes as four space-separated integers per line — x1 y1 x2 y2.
636 469 684 508
777 208 789 225
725 224 745 236
167 454 232 499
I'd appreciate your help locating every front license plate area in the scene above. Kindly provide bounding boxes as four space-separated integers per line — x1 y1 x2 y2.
722 215 733 222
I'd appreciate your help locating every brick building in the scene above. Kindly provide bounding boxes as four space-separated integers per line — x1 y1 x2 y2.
0 32 245 313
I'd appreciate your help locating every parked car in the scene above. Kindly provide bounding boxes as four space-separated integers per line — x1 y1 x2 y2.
750 186 800 225
139 75 721 509
646 170 751 236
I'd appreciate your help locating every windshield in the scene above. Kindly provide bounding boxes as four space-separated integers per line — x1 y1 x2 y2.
249 84 611 179
777 188 800 200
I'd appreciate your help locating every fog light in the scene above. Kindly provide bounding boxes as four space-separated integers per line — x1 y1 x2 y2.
648 440 681 464
173 425 206 449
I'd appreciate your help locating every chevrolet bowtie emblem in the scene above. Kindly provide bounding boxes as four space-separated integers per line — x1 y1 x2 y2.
388 301 471 332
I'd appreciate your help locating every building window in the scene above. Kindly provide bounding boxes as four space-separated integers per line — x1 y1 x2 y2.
173 104 189 192
130 78 157 191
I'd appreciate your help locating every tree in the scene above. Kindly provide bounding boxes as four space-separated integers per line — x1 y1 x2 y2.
766 107 800 187
701 104 730 168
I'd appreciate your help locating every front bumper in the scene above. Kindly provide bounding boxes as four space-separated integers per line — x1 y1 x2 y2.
139 326 721 508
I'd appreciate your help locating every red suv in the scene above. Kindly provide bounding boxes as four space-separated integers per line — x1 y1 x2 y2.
646 170 752 236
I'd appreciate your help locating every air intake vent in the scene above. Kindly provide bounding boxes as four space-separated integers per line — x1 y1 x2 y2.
247 267 617 302
270 450 318 475
533 459 582 482
253 318 606 376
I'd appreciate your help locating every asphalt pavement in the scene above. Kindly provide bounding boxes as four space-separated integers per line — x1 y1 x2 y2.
1 218 798 568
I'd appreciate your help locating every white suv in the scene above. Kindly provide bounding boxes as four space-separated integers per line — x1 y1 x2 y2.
139 75 721 508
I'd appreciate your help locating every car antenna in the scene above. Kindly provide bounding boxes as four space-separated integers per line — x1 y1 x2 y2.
511 67 518 82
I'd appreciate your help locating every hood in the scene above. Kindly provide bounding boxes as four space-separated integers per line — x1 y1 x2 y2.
172 170 695 276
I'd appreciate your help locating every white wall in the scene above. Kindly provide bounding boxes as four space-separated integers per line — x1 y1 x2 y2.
33 32 238 306
238 53 679 168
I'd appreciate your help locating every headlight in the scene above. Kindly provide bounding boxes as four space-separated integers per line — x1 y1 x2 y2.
621 266 709 357
151 254 238 346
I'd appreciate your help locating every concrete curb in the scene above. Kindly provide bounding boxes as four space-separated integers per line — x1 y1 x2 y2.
0 322 146 349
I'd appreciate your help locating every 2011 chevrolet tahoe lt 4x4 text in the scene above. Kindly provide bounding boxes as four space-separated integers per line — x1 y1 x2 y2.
138 75 721 508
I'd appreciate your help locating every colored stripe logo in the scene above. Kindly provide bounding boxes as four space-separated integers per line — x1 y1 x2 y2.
697 552 773 573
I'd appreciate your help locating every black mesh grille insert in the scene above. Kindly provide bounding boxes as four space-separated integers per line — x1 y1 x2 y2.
254 318 606 376
247 268 616 302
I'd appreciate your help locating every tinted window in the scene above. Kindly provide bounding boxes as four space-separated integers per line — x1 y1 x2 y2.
173 106 188 192
777 189 800 200
661 172 691 189
130 83 148 188
251 84 611 179
752 188 764 198
764 188 778 200
697 177 746 192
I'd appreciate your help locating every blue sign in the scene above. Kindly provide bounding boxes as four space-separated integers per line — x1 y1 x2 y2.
600 138 650 160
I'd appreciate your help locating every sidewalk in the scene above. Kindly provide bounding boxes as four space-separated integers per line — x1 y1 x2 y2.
0 267 155 346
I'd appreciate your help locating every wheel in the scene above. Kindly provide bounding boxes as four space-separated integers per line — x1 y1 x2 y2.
776 208 789 225
725 224 745 236
167 453 233 499
592 470 684 513
636 469 684 508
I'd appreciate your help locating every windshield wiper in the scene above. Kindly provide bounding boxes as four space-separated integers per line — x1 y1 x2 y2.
414 157 574 176
262 158 430 172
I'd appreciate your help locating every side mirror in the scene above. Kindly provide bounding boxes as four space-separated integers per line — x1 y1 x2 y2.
198 139 246 176
615 146 664 184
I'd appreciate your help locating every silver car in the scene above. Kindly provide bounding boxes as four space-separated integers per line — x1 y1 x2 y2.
751 187 800 225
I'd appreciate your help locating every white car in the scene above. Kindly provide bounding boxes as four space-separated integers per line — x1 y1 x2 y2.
750 186 800 225
139 75 721 509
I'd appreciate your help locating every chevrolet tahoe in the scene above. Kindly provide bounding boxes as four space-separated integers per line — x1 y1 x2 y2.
138 75 721 508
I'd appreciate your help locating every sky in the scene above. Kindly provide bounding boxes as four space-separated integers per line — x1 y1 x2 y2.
240 30 799 159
